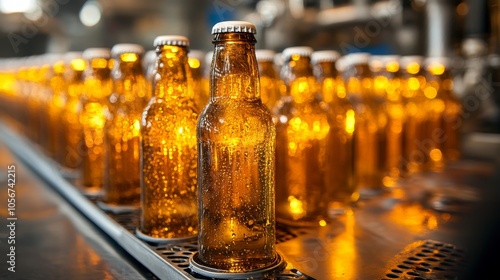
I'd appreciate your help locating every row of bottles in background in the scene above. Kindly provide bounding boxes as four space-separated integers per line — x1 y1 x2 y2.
0 31 463 272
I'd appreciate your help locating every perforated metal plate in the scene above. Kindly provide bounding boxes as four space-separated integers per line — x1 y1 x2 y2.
381 240 466 280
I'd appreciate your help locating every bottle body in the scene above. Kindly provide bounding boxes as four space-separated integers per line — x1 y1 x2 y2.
103 47 146 207
47 60 67 159
197 29 276 272
80 53 112 193
275 50 331 225
140 42 198 239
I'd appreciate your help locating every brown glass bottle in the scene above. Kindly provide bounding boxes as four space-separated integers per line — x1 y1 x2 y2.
275 47 331 225
197 21 277 272
140 36 198 239
103 44 147 208
47 56 67 160
400 56 429 174
80 48 112 194
188 50 207 112
255 49 281 110
61 53 86 169
341 53 387 196
370 55 404 187
312 50 358 213
425 57 462 164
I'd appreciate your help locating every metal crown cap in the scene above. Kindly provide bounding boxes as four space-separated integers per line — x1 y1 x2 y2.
111 44 145 57
255 49 276 62
153 35 189 47
424 56 452 69
282 46 314 61
188 50 205 61
82 48 111 60
311 50 341 64
369 55 400 65
341 52 371 68
63 51 83 63
211 21 256 34
399 55 424 68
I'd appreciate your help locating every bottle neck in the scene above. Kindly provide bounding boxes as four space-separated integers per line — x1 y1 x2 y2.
83 59 112 102
154 45 189 99
211 33 260 100
282 56 316 104
111 54 147 107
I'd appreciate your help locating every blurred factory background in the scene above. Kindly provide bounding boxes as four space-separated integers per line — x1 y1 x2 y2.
0 0 499 132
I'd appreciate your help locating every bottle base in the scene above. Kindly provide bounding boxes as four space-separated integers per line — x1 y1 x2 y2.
97 200 139 214
135 228 197 244
189 252 286 278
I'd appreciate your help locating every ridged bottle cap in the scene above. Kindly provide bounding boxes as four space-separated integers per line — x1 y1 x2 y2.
63 51 83 63
255 49 276 62
111 44 145 57
281 46 314 61
82 48 111 60
211 21 256 34
153 35 189 47
341 52 371 68
311 50 340 64
424 56 452 69
399 55 424 68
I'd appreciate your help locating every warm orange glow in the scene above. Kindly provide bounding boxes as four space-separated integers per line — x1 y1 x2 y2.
406 62 420 74
428 63 445 75
188 57 200 69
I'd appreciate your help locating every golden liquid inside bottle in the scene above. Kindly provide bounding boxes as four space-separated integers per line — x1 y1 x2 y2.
401 61 429 174
257 59 280 110
188 55 208 112
373 60 404 187
314 59 357 211
140 43 198 239
275 52 331 225
345 60 387 194
61 58 86 169
197 31 276 272
80 55 112 193
441 76 462 161
104 50 146 207
47 59 67 160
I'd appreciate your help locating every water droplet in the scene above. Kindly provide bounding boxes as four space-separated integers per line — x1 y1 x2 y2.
247 220 254 227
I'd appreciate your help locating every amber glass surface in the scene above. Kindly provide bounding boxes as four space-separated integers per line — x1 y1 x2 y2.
427 64 462 162
61 58 86 169
140 44 198 238
373 60 404 187
275 53 331 225
80 56 112 192
257 60 280 110
197 32 276 272
188 55 207 112
104 51 147 206
47 60 67 159
401 61 429 174
344 62 387 193
314 60 357 211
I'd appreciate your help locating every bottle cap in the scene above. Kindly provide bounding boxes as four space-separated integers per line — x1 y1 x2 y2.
82 48 111 60
188 50 205 61
211 21 256 34
311 50 340 64
63 51 83 63
153 35 189 47
111 44 145 57
399 55 424 68
281 46 313 61
255 49 276 62
424 56 452 69
340 52 371 69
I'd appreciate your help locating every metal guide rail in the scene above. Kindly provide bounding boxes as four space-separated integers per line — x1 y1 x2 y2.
1 122 480 280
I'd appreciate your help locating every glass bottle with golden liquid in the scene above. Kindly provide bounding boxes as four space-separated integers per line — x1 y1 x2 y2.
255 49 281 110
46 56 67 160
197 21 277 272
275 47 331 225
61 53 86 170
312 50 358 214
425 57 462 163
400 56 429 174
370 55 404 187
80 48 113 195
188 49 207 112
103 44 147 209
341 53 387 197
423 57 448 171
139 36 198 240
